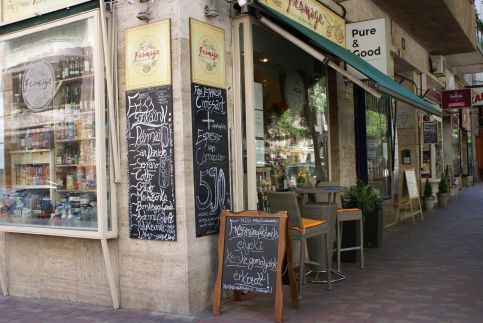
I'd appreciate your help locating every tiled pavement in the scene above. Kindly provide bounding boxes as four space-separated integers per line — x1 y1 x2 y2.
1 184 483 322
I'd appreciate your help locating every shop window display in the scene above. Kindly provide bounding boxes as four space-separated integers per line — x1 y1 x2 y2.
0 15 106 231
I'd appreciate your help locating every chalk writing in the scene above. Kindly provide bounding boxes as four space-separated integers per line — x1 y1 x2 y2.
192 83 230 237
221 217 279 294
126 86 176 241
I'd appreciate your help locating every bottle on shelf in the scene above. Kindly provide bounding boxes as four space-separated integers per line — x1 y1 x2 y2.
63 58 69 79
83 48 90 74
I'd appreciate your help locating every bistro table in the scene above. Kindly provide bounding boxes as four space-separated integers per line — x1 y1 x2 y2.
295 185 346 283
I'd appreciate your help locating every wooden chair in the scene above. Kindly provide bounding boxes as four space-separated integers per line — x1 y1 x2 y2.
266 191 331 298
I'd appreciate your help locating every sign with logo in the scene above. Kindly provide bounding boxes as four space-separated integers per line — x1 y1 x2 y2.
346 18 388 78
441 89 471 109
190 19 225 89
471 87 483 107
22 60 55 112
125 20 171 90
1 0 89 24
256 0 345 47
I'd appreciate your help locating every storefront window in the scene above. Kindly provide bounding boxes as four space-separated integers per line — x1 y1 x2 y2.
252 25 329 206
365 91 391 199
0 17 100 230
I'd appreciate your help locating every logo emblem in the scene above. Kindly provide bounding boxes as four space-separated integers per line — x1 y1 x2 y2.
197 35 220 75
22 60 55 112
133 36 162 76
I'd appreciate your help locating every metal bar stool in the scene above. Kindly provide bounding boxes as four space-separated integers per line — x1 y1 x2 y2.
336 208 364 272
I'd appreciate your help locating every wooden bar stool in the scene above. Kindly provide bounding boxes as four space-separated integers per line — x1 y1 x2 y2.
336 208 364 272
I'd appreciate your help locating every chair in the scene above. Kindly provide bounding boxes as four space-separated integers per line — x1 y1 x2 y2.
266 191 331 299
336 208 364 272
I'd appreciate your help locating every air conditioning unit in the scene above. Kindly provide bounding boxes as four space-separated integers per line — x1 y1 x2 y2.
431 55 446 76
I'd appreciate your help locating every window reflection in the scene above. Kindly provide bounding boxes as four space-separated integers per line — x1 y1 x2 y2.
252 25 330 209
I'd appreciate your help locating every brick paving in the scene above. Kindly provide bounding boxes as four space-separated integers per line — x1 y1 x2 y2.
1 184 483 322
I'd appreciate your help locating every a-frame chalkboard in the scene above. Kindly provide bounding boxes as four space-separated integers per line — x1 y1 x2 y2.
397 169 424 224
213 210 298 323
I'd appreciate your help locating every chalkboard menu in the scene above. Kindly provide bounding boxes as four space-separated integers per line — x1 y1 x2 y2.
126 86 176 241
222 216 280 294
423 122 438 144
213 210 297 322
191 83 230 237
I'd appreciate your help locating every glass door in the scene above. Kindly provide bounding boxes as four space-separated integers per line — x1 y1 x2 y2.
233 16 331 210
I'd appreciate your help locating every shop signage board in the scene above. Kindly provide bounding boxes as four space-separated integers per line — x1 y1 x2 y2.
190 18 225 89
1 0 90 24
256 0 345 47
213 210 298 323
126 86 176 241
346 18 388 79
423 122 438 144
441 89 471 109
191 83 230 237
125 20 172 91
471 87 483 107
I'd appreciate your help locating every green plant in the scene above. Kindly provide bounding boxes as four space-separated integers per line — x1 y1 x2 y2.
438 173 449 194
423 178 433 197
343 180 382 218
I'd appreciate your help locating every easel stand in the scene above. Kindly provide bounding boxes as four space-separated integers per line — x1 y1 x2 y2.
397 169 424 224
213 210 299 323
397 197 424 224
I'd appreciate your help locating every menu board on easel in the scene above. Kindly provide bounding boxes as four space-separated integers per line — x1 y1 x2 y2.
404 169 419 199
397 169 424 224
213 210 298 323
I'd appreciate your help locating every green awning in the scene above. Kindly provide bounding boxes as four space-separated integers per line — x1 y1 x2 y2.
255 2 442 116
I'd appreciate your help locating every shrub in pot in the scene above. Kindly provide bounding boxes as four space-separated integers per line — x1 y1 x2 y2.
437 173 449 208
343 181 383 249
423 178 436 212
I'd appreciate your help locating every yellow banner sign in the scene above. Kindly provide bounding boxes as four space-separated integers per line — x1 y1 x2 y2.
2 0 88 23
190 18 225 89
257 0 345 46
125 20 171 90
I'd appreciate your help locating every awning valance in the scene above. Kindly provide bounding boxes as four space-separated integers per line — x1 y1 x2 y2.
256 3 442 116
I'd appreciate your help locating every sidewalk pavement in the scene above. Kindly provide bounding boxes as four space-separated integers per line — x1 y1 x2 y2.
1 184 483 322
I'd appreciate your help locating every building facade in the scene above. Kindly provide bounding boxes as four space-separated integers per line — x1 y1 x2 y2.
0 0 480 315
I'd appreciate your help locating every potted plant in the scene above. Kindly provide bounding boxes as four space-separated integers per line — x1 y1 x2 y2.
343 181 383 248
423 178 436 212
437 173 450 208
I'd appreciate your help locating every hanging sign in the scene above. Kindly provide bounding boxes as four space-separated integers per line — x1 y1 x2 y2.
471 87 483 107
346 18 388 78
190 18 225 89
22 60 55 112
125 20 171 90
256 0 345 46
191 83 230 237
126 86 177 241
441 89 471 109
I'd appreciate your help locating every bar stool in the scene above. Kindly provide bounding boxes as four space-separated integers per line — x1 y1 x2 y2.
336 208 364 272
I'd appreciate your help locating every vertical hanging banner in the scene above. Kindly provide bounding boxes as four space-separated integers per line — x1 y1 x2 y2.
190 19 229 237
126 86 176 241
125 19 171 91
